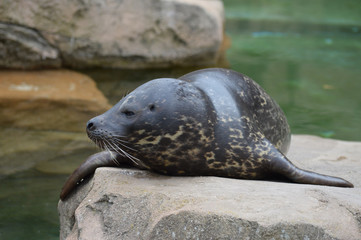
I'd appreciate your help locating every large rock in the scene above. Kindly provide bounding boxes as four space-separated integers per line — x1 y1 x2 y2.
0 0 224 69
58 135 361 240
0 70 111 132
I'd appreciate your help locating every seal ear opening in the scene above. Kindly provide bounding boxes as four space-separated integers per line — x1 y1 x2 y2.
149 104 156 112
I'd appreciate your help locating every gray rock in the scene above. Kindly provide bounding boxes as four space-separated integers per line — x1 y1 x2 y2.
58 135 361 240
0 23 61 69
0 0 224 69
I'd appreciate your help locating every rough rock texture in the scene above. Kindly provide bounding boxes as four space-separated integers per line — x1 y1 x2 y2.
58 135 361 240
0 70 111 132
0 0 224 69
0 23 61 69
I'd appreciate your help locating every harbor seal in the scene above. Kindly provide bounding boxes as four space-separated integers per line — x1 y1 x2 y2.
60 68 353 200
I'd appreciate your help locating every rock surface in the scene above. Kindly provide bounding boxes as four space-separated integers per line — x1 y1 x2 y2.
0 23 61 69
0 70 111 132
58 135 361 240
0 0 224 69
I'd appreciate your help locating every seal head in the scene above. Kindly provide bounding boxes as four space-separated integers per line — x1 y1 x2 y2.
87 78 215 175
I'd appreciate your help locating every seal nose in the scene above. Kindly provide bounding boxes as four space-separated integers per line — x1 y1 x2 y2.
86 120 96 131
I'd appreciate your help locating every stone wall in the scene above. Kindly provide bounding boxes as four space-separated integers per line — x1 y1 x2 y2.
0 0 224 69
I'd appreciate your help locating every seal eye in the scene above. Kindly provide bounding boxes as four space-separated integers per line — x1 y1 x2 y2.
123 110 135 117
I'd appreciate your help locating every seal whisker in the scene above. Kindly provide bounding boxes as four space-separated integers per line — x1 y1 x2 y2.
93 138 100 148
102 139 124 166
113 138 131 144
110 136 133 145
95 138 105 150
109 134 128 138
108 150 121 167
112 138 138 152
94 137 125 167
109 136 141 148
117 146 142 165
114 144 143 167
122 90 130 99
105 138 142 167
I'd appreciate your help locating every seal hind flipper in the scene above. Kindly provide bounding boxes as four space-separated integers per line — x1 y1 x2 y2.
267 145 354 188
60 151 126 200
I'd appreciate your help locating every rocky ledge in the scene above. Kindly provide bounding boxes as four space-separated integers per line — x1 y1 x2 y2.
0 70 110 132
0 0 224 69
59 135 361 240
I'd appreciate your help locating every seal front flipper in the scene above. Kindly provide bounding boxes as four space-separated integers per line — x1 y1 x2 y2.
60 151 128 200
265 142 354 188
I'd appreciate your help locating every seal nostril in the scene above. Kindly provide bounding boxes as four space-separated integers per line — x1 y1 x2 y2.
87 121 96 131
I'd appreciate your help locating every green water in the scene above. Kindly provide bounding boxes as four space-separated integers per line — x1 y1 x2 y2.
225 23 361 140
1 1 361 239
0 170 62 240
223 0 361 141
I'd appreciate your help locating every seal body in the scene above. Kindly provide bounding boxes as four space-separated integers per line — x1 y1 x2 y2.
60 68 353 200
